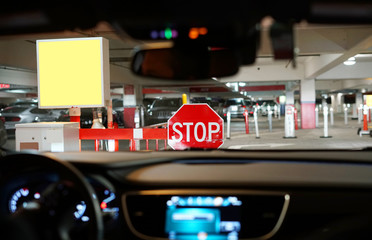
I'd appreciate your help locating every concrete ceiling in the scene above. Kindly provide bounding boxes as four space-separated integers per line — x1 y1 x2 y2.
0 20 372 100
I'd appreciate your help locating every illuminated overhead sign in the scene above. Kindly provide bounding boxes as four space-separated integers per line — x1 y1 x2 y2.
37 37 110 108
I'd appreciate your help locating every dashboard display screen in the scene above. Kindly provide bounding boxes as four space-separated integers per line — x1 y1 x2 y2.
165 196 242 240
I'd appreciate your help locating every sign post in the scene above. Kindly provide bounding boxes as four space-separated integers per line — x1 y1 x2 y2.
168 104 224 150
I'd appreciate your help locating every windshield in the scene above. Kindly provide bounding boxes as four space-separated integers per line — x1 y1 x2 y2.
0 4 372 153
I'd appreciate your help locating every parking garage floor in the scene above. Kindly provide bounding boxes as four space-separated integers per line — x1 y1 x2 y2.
222 112 372 150
3 112 372 152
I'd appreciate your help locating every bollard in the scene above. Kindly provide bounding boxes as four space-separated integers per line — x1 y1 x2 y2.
243 109 249 134
358 105 371 136
294 108 298 130
254 109 260 139
363 105 368 131
320 106 332 138
315 107 319 128
140 105 145 127
134 107 141 150
330 107 334 126
182 93 188 104
344 107 348 125
226 111 231 139
268 106 273 132
274 105 278 118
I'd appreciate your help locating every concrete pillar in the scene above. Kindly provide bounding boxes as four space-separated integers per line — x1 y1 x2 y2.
123 84 142 128
356 92 363 107
336 93 343 113
300 79 316 129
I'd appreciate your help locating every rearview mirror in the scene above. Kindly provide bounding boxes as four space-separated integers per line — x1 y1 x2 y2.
131 47 239 80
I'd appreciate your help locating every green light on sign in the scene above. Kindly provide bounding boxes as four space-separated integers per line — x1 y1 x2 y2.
164 28 172 40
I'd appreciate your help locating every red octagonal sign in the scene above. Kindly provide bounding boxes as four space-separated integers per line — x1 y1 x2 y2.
168 104 224 150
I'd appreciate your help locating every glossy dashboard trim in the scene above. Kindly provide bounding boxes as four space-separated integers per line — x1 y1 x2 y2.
122 189 290 240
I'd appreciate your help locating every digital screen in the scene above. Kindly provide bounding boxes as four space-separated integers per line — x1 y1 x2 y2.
165 196 242 240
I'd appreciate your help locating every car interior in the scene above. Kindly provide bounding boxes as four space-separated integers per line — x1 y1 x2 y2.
1 1 372 240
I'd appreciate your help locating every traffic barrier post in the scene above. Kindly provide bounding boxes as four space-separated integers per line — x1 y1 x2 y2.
243 109 249 134
294 108 298 130
268 106 272 132
344 107 348 125
358 105 371 136
254 109 260 139
226 111 231 139
320 106 332 138
315 107 319 128
330 107 334 126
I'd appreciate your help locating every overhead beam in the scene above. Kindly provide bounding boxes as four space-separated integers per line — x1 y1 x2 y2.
0 68 36 86
305 33 372 79
222 61 304 82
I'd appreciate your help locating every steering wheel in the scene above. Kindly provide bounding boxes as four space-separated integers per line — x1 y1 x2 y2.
0 153 104 240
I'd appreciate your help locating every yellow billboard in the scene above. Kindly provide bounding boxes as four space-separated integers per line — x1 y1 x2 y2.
366 95 372 107
37 37 110 108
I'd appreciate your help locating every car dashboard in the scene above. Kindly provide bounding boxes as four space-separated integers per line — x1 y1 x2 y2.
1 150 372 240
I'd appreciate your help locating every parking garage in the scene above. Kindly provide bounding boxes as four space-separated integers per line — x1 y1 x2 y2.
1 21 372 151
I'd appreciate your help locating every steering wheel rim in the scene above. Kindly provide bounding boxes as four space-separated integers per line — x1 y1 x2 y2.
0 152 104 240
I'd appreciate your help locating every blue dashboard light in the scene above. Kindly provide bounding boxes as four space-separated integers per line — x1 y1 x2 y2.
150 30 159 39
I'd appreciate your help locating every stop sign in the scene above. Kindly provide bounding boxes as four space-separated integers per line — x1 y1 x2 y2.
168 104 224 150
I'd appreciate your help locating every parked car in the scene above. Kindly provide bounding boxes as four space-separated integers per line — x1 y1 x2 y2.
0 120 7 146
145 98 182 125
222 98 253 119
8 99 38 107
112 98 124 127
57 107 120 128
0 106 58 132
257 100 279 116
191 97 225 118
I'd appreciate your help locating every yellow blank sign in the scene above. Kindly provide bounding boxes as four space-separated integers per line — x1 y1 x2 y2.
37 37 110 108
366 95 372 107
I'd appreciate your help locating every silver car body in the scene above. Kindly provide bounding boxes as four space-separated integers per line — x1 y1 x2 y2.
0 106 58 130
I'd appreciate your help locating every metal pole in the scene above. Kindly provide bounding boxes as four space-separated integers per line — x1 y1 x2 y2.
330 107 334 126
315 107 319 128
344 107 348 125
268 106 272 132
226 111 231 139
254 109 260 139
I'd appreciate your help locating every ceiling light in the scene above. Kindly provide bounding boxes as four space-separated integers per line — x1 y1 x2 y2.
238 82 246 87
343 57 356 66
